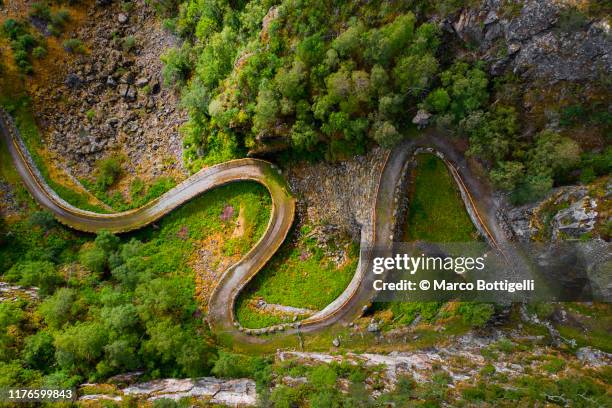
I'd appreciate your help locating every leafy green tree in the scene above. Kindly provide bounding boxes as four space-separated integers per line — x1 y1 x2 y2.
0 362 26 388
253 85 279 132
291 121 318 150
372 120 402 148
490 161 525 190
100 337 140 374
135 277 195 322
370 64 389 93
79 246 106 275
393 53 438 95
275 60 307 100
23 331 55 372
514 173 554 203
351 70 371 102
364 13 415 66
409 22 440 55
439 62 489 120
54 322 108 373
325 68 352 101
269 385 301 408
28 211 57 231
423 88 450 113
527 130 581 178
332 22 364 57
38 288 80 330
212 351 247 378
0 302 25 362
141 319 185 364
195 26 237 89
94 157 122 191
322 111 350 137
176 336 216 377
464 106 518 163
296 32 326 66
378 94 404 119
100 304 139 333
94 231 120 254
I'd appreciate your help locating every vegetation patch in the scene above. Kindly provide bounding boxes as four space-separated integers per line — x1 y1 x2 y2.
403 153 478 242
373 154 489 330
0 181 271 386
236 224 358 328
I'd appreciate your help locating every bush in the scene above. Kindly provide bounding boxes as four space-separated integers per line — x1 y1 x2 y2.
22 331 55 371
458 302 495 327
490 161 524 190
29 2 51 21
122 35 136 52
32 45 47 59
94 156 122 191
38 288 80 329
79 246 107 275
161 44 191 86
62 38 85 54
28 211 57 230
211 351 256 378
146 0 181 17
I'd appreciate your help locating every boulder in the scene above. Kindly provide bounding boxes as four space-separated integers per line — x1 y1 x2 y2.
551 197 597 240
65 73 83 89
135 77 149 88
576 347 612 367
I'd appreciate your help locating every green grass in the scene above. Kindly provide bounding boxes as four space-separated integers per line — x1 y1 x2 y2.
127 181 271 261
0 135 19 184
376 154 483 329
0 96 108 213
403 154 478 242
81 175 177 212
235 225 359 328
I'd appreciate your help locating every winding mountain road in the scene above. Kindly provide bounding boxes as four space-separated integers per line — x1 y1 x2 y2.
1 108 522 347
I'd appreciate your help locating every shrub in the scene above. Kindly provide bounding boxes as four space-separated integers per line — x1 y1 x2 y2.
29 2 52 21
212 351 256 378
22 331 55 371
146 0 181 17
28 211 57 230
161 44 191 86
458 302 495 327
94 156 122 191
490 161 524 190
79 246 107 274
122 35 136 52
32 45 47 59
62 38 85 54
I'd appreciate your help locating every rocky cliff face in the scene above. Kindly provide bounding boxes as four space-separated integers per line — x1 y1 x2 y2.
448 0 610 82
504 184 607 242
29 1 187 181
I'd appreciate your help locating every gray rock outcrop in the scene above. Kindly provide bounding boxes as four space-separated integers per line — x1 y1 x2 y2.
80 377 257 406
448 0 611 82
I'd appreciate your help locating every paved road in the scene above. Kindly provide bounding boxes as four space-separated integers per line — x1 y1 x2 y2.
1 108 525 347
